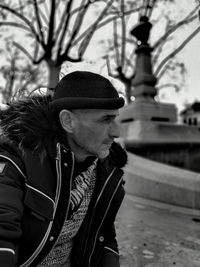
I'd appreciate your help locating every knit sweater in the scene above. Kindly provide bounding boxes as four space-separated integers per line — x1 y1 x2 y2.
38 160 97 267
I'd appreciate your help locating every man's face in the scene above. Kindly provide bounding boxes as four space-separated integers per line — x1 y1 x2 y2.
68 109 120 159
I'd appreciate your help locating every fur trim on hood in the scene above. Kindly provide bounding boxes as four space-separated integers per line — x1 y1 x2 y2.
0 95 64 154
0 95 127 168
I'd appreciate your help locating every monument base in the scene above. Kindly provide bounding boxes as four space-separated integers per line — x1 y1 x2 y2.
119 119 200 172
121 120 200 145
120 99 177 123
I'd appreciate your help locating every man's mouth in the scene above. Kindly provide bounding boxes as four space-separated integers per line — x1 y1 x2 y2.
103 141 113 146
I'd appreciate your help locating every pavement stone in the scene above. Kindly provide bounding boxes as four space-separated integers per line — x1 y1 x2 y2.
116 194 200 267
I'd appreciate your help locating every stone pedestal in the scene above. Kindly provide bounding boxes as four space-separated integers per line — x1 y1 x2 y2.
120 99 177 124
119 98 200 146
119 108 200 172
120 119 200 146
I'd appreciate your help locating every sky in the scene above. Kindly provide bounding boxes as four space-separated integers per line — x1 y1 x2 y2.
160 21 200 112
170 33 200 111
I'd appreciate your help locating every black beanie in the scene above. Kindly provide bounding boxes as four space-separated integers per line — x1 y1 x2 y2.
50 71 125 110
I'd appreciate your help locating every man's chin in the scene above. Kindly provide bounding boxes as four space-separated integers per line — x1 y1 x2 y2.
98 149 110 159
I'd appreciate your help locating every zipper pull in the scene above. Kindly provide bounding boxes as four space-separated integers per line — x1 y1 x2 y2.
56 143 61 160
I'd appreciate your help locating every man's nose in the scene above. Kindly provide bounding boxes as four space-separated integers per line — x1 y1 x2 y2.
109 121 120 139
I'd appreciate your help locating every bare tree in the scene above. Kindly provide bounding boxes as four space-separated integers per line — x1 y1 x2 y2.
0 0 116 89
0 37 45 103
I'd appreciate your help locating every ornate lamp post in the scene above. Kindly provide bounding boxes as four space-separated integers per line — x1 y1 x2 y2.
130 0 157 101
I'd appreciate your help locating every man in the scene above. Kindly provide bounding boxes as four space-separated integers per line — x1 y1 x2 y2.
0 71 127 267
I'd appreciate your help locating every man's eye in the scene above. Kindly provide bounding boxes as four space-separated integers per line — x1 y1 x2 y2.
102 117 113 123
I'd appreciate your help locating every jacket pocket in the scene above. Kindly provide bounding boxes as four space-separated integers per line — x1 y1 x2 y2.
24 186 55 221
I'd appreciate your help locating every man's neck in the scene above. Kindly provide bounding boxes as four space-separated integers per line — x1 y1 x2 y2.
67 136 92 163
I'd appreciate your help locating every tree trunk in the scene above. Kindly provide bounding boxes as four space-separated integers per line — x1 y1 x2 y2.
125 82 132 104
4 71 15 103
46 60 61 94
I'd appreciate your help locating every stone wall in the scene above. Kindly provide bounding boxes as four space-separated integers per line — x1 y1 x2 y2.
126 143 200 173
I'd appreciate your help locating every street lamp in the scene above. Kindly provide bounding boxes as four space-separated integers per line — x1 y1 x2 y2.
130 0 157 100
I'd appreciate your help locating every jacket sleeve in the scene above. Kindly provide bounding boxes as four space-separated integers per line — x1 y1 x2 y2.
98 223 120 267
0 157 25 267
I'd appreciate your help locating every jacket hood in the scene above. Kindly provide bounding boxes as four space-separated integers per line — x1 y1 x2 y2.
0 95 127 168
0 95 64 154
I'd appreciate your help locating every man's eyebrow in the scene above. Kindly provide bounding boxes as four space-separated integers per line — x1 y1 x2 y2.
101 114 118 120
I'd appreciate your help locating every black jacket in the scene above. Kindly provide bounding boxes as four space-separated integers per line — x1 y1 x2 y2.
0 96 127 267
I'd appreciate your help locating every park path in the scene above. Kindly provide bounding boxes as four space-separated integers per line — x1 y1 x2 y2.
116 194 200 267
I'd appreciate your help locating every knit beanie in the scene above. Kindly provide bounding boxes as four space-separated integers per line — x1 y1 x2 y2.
50 71 125 110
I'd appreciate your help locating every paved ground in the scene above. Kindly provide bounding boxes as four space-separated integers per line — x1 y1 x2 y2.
116 194 200 267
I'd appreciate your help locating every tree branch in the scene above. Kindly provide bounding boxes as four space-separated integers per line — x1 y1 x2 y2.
33 54 46 64
152 36 169 66
56 0 73 58
0 21 31 32
154 26 200 77
12 41 35 62
60 55 82 63
153 6 198 50
78 0 115 58
63 0 91 57
106 56 112 74
45 0 56 54
33 0 45 45
33 38 40 62
0 4 41 43
113 19 120 66
17 0 24 15
72 6 140 47
54 0 71 40
13 41 45 65
120 0 126 68
116 66 131 84
124 46 136 75
36 4 49 26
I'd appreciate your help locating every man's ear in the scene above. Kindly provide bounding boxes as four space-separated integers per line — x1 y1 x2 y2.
59 109 74 133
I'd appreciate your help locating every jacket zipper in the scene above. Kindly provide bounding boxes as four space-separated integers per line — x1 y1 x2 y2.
83 167 117 256
19 143 64 267
88 175 123 266
45 144 75 251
